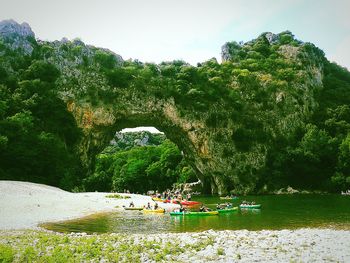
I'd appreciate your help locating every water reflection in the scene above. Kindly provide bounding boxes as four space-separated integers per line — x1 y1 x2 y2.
43 195 350 234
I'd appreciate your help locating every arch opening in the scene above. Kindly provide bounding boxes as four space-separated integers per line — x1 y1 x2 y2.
70 98 223 195
83 126 201 194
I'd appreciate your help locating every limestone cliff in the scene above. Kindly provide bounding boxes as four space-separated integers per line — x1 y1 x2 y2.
0 19 35 54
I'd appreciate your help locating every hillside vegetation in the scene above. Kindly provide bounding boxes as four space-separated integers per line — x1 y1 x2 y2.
85 132 196 192
1 20 350 194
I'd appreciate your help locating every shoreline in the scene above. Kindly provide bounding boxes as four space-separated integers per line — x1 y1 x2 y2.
1 181 350 261
0 181 178 230
1 228 349 262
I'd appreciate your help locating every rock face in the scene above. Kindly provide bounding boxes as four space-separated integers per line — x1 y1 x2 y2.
0 19 35 54
0 21 329 195
265 32 280 44
0 19 34 38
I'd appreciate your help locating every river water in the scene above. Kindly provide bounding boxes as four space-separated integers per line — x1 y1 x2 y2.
43 194 350 234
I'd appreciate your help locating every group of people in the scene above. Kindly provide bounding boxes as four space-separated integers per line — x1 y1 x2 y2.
241 200 256 205
216 203 233 210
199 205 211 212
142 202 159 210
128 201 160 210
152 190 192 201
174 204 186 213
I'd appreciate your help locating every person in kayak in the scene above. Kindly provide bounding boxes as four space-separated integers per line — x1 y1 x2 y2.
200 205 211 212
154 202 159 210
179 204 185 212
146 202 151 209
129 201 134 207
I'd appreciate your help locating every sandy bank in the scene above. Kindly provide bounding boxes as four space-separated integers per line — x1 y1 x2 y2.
0 181 177 230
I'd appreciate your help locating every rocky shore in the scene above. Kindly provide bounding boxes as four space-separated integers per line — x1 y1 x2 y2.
1 228 349 262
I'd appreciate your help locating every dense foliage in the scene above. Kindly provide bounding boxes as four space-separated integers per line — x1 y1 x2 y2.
87 31 350 193
104 131 166 153
85 132 196 193
0 38 83 190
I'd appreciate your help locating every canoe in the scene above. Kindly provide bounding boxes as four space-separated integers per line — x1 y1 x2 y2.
164 200 201 206
239 204 261 209
217 207 238 213
143 209 165 214
170 211 219 216
124 207 143 211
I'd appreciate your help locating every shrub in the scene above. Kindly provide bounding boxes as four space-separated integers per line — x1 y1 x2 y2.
0 244 14 263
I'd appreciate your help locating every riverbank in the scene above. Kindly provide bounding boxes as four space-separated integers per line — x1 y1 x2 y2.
0 181 177 230
1 181 350 262
1 228 349 262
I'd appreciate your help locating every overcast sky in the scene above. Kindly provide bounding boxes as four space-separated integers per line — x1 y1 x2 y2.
0 0 349 69
121 127 162 133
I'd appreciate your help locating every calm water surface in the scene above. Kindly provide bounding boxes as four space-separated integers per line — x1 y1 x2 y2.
43 195 350 234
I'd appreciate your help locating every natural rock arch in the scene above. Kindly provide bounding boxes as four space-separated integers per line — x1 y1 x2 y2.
67 95 222 194
1 20 346 195
55 32 324 196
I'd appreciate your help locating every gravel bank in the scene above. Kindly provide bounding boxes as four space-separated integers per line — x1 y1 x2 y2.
0 229 349 262
0 181 176 230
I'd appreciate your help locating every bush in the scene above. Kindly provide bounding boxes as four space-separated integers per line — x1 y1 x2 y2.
0 244 14 263
22 61 60 83
94 50 117 69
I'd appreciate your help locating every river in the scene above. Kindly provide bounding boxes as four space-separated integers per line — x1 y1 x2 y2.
43 194 350 234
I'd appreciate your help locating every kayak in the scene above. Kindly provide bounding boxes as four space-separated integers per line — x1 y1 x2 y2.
217 207 238 213
152 197 164 202
220 196 239 200
170 211 219 216
164 200 201 206
143 209 165 213
239 204 261 209
181 200 201 206
124 207 143 211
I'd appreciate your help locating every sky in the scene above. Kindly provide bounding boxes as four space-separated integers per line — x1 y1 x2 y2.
0 0 349 69
121 127 162 133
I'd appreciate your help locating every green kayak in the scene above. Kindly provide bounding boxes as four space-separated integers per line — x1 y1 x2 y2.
239 204 261 209
217 207 238 213
170 211 219 216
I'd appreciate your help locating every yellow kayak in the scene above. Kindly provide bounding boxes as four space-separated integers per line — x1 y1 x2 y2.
143 209 165 214
152 197 164 202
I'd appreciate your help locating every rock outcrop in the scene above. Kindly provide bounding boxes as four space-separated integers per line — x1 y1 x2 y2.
0 19 35 54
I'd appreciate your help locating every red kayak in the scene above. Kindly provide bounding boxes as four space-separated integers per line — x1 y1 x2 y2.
181 200 201 206
164 199 201 206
